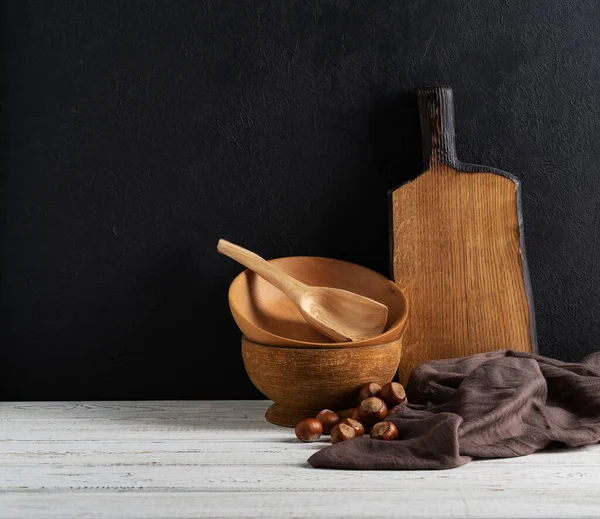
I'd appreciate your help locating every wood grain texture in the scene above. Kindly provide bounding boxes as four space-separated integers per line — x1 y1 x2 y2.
391 86 537 383
229 256 408 348
242 337 402 426
1 401 599 519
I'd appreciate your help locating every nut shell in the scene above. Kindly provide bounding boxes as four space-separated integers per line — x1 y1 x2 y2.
339 418 364 437
370 421 399 441
380 382 407 407
358 382 382 401
330 423 356 444
315 409 340 434
358 396 388 425
295 418 322 442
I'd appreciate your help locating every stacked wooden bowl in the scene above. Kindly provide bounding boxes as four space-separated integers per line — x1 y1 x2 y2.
228 256 409 427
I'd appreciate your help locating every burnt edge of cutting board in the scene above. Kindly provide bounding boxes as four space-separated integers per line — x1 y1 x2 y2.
387 86 538 355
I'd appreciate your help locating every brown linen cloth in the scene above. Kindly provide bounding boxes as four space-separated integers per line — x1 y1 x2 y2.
308 350 600 470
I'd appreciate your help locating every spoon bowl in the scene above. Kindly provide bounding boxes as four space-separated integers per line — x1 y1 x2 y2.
299 288 388 342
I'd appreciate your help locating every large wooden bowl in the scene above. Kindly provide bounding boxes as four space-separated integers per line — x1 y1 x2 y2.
242 336 403 427
229 257 408 347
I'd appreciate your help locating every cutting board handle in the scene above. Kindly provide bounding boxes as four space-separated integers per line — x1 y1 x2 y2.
418 86 459 167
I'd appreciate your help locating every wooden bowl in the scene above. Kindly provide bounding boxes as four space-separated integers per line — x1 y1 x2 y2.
229 257 408 347
242 336 403 427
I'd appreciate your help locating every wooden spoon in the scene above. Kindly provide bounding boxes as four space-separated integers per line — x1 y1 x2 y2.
217 239 388 342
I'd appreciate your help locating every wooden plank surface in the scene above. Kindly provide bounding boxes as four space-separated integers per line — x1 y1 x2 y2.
1 401 599 518
390 87 536 383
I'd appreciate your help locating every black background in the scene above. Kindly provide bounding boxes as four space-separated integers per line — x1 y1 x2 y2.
1 1 599 400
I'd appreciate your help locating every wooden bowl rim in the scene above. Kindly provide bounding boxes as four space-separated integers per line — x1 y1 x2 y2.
241 335 402 352
230 256 409 348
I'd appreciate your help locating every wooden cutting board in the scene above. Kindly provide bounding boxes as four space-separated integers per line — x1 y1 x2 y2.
390 86 538 383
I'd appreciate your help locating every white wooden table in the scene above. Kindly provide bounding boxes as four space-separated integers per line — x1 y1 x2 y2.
1 401 599 518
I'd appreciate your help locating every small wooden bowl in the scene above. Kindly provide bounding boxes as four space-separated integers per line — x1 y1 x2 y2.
229 257 408 348
242 336 403 427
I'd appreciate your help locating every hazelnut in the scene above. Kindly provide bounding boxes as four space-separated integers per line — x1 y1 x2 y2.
339 417 364 437
358 382 382 401
315 409 340 434
358 396 388 425
350 407 362 421
379 382 407 407
370 421 399 441
330 423 356 444
337 408 355 419
295 418 322 442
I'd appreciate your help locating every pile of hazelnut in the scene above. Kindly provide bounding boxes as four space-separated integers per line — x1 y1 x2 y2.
294 381 407 444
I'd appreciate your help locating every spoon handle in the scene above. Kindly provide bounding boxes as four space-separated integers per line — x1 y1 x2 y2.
217 239 306 300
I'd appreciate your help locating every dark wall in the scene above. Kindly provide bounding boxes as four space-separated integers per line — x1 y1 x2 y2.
1 0 599 400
